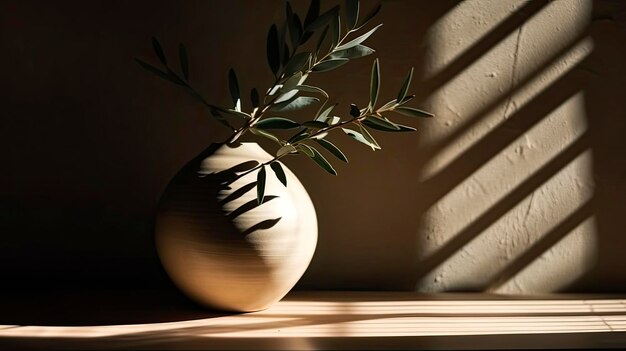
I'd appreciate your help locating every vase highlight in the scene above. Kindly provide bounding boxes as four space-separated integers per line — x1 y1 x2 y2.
155 142 317 312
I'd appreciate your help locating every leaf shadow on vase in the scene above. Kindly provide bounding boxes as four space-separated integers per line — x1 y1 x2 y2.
162 143 283 239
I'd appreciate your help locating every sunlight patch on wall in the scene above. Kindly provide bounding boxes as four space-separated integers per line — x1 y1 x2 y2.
419 0 593 178
495 215 598 293
420 37 593 180
424 0 591 86
424 0 530 80
418 147 596 293
416 0 596 293
418 91 591 256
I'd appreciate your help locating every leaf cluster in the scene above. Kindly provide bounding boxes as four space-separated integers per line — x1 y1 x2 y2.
136 0 434 205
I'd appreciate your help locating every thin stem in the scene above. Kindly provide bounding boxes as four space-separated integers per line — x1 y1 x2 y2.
297 109 373 143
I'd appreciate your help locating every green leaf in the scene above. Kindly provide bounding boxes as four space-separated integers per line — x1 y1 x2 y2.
345 0 360 30
275 89 299 104
286 3 295 37
290 131 310 143
284 52 311 76
394 106 435 118
295 85 328 98
270 162 287 187
354 3 382 31
292 14 303 48
296 144 315 157
315 25 329 59
362 119 416 132
179 43 189 81
330 45 374 59
228 69 240 109
304 0 320 29
315 103 337 121
395 124 417 132
369 58 380 110
378 99 398 111
330 14 341 48
342 127 380 150
151 37 167 65
278 20 288 65
257 166 266 204
309 131 328 140
300 31 314 46
359 124 381 149
305 5 339 32
312 58 349 72
400 94 415 104
286 2 294 21
135 58 183 86
267 85 281 96
165 67 186 85
251 88 259 108
364 115 400 130
281 72 303 93
277 144 297 157
255 117 300 130
397 67 413 103
269 96 319 112
250 127 282 145
362 121 417 133
302 120 329 129
287 3 302 48
335 24 382 51
307 145 337 175
316 138 348 162
267 24 280 76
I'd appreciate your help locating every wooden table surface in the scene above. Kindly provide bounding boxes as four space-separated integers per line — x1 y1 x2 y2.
1 291 626 350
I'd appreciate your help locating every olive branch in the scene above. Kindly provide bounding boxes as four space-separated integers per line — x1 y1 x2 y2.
136 0 434 205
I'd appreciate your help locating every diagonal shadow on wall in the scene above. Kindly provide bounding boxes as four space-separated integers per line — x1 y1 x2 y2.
406 0 611 292
415 0 550 100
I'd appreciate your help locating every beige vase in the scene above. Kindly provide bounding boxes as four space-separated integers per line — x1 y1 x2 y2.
155 142 317 312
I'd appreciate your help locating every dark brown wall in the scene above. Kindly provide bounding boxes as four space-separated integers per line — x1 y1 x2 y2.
1 0 452 290
1 0 249 288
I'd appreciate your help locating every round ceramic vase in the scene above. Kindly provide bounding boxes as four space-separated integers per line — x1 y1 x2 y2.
155 142 317 312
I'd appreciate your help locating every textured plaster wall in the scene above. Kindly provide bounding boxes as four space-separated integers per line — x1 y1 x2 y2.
1 0 626 293
298 0 626 293
416 0 595 292
408 0 626 293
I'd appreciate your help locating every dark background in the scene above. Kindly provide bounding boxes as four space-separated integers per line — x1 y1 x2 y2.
0 0 447 291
